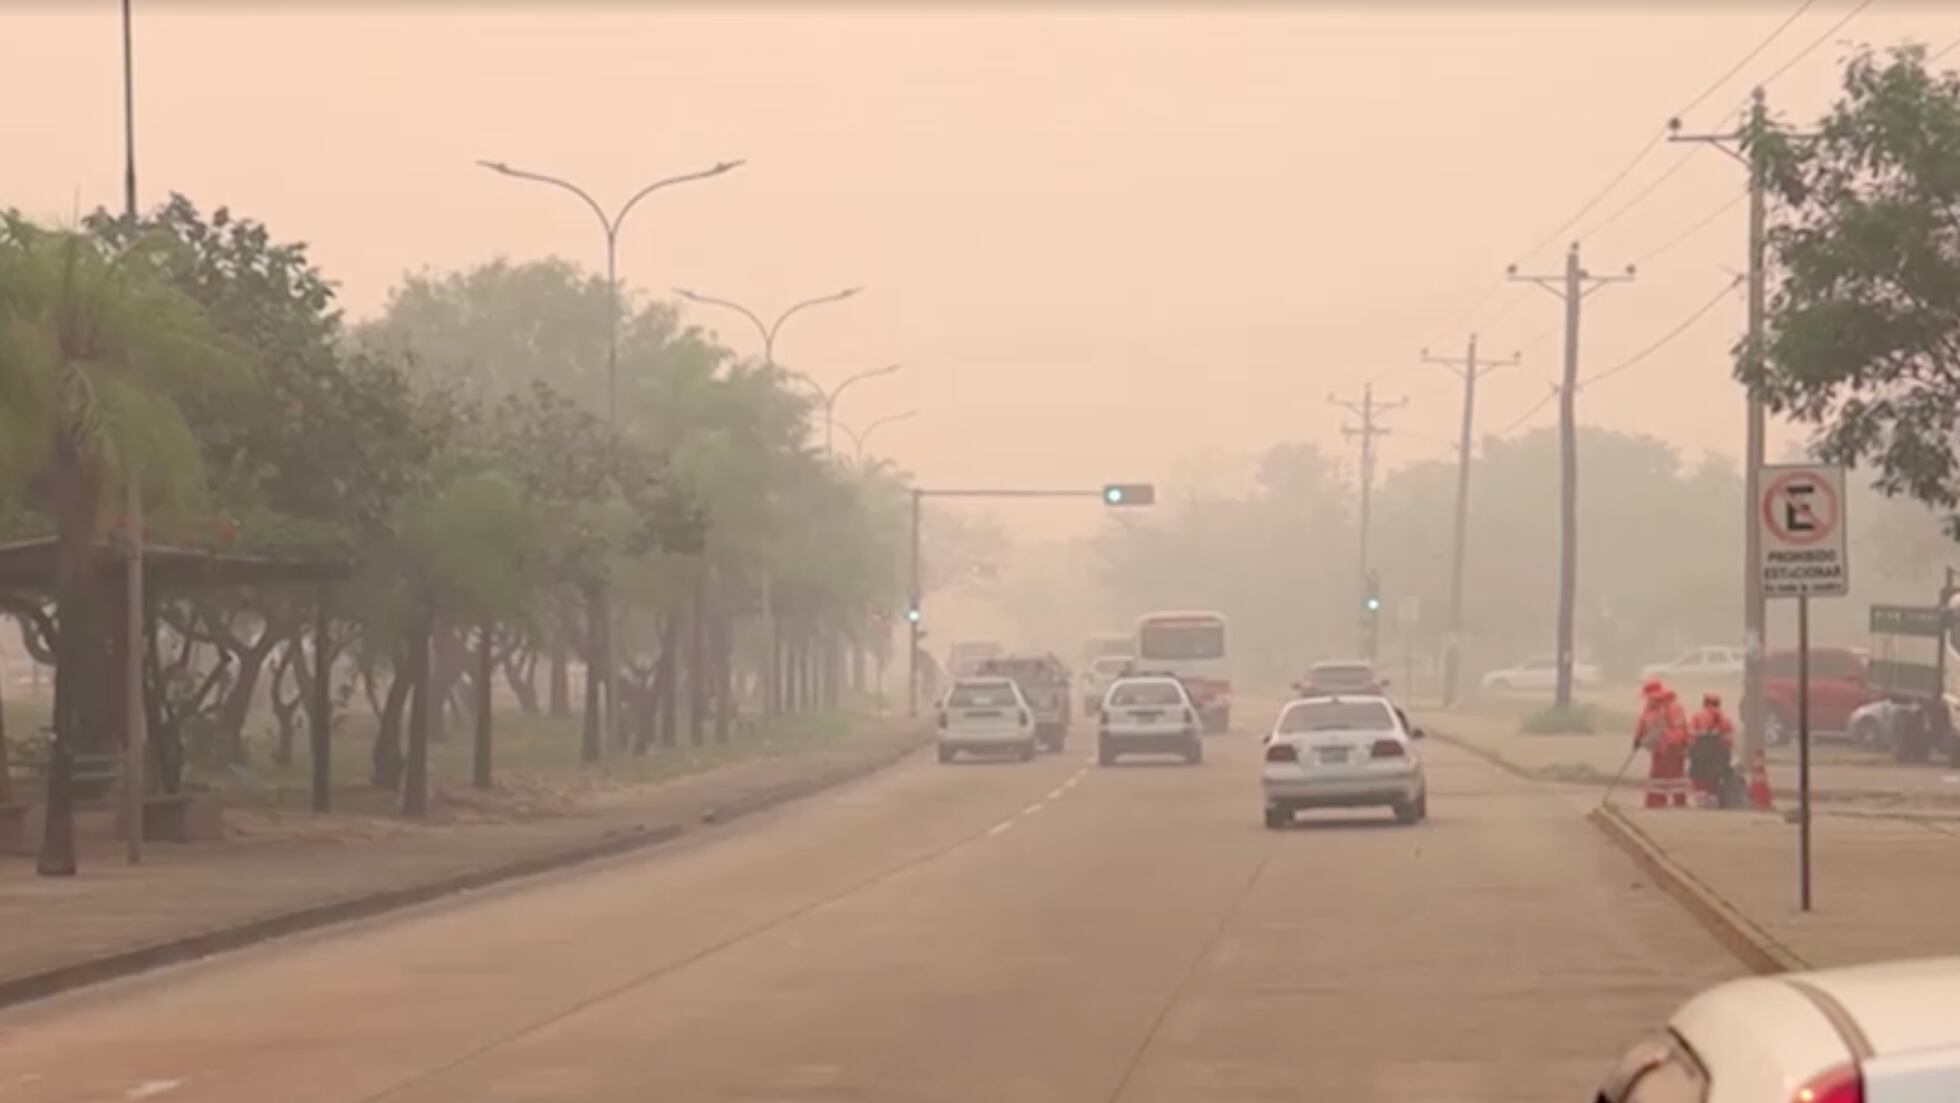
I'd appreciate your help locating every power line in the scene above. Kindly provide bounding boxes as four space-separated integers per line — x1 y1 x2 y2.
1578 146 1704 242
1635 187 1750 266
1933 33 1960 62
1759 0 1879 88
1580 274 1746 389
1495 387 1559 438
1675 0 1821 118
1491 0 1821 296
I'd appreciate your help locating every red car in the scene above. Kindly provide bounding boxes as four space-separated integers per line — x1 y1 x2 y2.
1758 646 1884 744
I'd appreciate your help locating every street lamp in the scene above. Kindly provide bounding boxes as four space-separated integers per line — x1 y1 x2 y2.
478 155 743 759
673 286 862 369
789 363 901 458
834 409 920 463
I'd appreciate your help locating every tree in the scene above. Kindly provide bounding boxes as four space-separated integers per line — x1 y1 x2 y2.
1744 45 1960 527
0 215 237 874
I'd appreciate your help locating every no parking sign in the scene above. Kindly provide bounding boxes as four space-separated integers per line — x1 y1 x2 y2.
1759 464 1847 599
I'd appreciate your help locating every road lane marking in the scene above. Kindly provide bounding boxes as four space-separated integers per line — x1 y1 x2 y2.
1021 803 1044 816
124 1082 184 1100
1047 787 1066 800
987 821 1014 836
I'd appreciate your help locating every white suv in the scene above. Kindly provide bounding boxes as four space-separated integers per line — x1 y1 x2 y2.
936 677 1037 763
1097 676 1202 766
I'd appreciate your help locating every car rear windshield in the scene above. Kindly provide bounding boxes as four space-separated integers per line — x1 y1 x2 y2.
1137 623 1224 660
947 684 1017 708
1110 682 1184 707
1278 700 1394 732
1093 657 1133 675
1311 664 1375 686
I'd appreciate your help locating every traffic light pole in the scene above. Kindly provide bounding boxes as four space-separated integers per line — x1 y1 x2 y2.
906 484 1152 718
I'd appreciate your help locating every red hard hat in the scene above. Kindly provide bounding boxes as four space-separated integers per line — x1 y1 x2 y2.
1641 678 1664 698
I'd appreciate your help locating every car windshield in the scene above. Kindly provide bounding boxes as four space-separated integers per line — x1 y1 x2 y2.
1137 622 1225 660
1110 681 1184 707
1279 700 1395 732
1310 663 1375 686
947 684 1017 709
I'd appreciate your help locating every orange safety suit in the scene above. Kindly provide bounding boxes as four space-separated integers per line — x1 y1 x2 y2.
1687 703 1735 802
1634 688 1691 808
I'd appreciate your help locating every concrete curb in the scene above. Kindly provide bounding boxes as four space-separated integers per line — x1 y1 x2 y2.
1587 802 1808 976
0 731 928 1012
1427 727 1540 783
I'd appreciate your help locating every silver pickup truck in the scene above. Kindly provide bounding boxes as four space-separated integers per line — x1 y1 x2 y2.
976 655 1073 753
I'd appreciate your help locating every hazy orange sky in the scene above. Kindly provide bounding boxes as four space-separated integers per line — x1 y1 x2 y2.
9 2 1960 542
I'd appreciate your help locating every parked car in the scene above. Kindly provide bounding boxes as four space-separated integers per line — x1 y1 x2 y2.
1480 654 1602 693
1293 659 1386 698
1639 645 1745 681
1846 693 1960 764
1596 954 1960 1102
1759 646 1884 745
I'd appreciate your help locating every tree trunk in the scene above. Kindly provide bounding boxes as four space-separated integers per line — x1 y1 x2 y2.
502 642 539 715
713 604 734 745
429 621 471 744
40 449 104 877
211 623 285 766
269 644 301 768
473 621 494 789
580 582 602 762
657 613 680 750
548 625 571 718
401 604 433 818
371 661 410 789
688 574 708 746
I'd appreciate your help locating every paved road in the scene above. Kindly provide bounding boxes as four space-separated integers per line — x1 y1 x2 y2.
0 712 1740 1102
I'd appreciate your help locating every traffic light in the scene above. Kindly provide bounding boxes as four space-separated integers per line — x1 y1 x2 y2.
1360 570 1382 661
906 605 922 624
1102 483 1155 506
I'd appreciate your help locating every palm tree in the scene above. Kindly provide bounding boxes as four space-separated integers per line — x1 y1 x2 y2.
0 215 233 875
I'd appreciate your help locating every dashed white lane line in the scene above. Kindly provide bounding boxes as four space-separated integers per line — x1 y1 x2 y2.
987 821 1015 836
985 765 1091 838
125 1082 185 1101
1047 786 1067 800
1021 802 1044 817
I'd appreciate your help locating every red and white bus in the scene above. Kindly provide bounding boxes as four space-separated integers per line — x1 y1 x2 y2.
1134 610 1231 733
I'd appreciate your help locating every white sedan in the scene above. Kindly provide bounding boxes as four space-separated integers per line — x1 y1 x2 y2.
1480 654 1603 693
1260 695 1426 828
1096 675 1202 766
1640 645 1746 681
935 677 1037 763
1597 955 1960 1102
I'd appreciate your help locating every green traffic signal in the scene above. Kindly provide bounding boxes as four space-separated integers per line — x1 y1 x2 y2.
1102 483 1155 507
1365 596 1382 613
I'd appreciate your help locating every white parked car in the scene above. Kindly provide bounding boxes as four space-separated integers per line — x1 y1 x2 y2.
1096 675 1202 766
1081 653 1135 713
1260 695 1426 828
1597 955 1960 1102
935 677 1037 763
1481 654 1602 693
1640 645 1746 681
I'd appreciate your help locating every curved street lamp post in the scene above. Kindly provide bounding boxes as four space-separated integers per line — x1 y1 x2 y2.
478 157 743 759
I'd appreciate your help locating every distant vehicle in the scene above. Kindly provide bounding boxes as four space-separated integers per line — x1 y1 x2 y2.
946 641 1003 678
1760 646 1884 745
1846 693 1960 764
1640 645 1745 681
1080 632 1133 666
1261 695 1426 828
1481 654 1602 693
1134 610 1231 733
1295 659 1386 698
976 654 1072 752
1096 675 1202 766
1080 653 1134 713
1596 954 1960 1103
935 677 1037 764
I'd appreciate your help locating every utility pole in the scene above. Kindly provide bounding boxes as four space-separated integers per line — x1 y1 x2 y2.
1508 244 1634 707
908 489 921 718
1330 383 1405 660
120 0 145 867
1422 335 1520 706
1671 87 1777 763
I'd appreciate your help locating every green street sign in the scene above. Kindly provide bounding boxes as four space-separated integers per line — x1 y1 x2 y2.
1869 604 1947 638
1869 658 1942 696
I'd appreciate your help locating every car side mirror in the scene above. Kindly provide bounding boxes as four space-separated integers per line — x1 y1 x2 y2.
1410 726 1427 740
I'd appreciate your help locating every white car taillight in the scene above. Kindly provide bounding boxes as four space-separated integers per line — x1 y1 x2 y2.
1369 739 1405 759
937 710 948 729
1265 742 1298 763
1018 708 1030 727
1183 706 1196 724
1793 1064 1862 1103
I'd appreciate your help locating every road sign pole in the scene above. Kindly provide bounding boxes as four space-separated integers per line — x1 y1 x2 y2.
1798 593 1812 913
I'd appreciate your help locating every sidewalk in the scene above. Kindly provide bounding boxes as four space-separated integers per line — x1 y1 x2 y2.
0 716 926 1006
1424 707 1960 971
1423 707 1960 815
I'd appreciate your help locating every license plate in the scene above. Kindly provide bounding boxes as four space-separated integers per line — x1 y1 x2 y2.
1315 747 1349 765
1132 710 1162 722
967 709 1002 719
